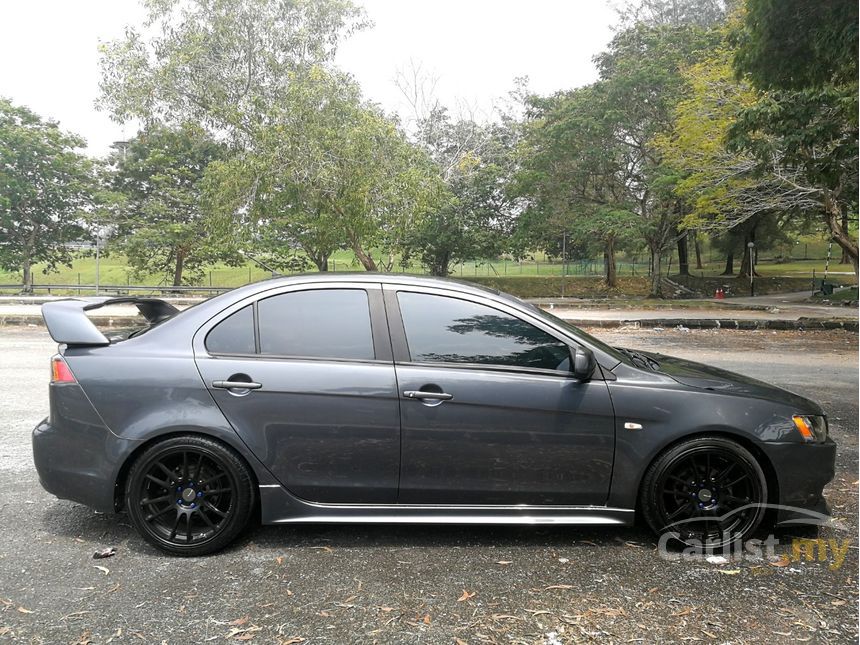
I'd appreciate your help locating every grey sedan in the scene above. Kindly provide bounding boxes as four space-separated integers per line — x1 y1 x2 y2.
33 275 835 555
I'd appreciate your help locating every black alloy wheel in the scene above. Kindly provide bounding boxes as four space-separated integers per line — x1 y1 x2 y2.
640 437 768 548
126 435 255 556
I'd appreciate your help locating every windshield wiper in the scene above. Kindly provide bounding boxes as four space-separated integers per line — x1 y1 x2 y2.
616 347 660 370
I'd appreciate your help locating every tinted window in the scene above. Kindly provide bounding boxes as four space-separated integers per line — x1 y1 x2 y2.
206 305 255 354
258 289 374 360
397 292 570 371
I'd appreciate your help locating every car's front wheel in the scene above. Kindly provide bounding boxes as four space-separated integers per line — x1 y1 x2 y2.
640 436 768 548
125 435 255 556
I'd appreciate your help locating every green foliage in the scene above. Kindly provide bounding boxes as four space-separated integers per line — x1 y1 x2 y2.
732 0 858 90
728 0 858 274
406 110 517 276
108 123 233 286
205 69 446 272
98 0 367 134
0 98 93 291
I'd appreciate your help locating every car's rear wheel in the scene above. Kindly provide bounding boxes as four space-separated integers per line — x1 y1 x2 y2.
640 437 768 548
125 435 255 556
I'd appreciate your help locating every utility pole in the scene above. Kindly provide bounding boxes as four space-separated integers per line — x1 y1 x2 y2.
747 241 755 296
561 231 567 299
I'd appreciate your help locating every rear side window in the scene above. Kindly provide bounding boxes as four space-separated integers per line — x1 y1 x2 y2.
397 292 570 372
205 305 255 354
258 289 374 360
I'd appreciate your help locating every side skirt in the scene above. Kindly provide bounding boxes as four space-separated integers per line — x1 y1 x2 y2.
258 485 635 526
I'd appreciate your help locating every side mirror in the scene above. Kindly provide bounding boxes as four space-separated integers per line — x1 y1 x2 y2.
571 346 596 381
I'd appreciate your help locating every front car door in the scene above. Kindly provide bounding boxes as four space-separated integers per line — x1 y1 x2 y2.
194 282 400 504
385 285 616 506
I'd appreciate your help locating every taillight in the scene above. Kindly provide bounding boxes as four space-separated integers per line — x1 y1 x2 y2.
51 355 76 383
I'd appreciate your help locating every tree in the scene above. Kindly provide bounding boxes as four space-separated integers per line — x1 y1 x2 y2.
205 69 445 272
0 99 91 292
109 123 232 286
728 0 858 274
593 23 721 294
515 84 641 288
405 109 517 276
98 0 367 139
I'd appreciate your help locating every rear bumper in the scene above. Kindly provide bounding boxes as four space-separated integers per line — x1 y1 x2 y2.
32 416 127 513
759 439 836 524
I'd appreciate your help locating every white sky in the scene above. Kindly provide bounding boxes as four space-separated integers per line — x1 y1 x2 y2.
0 0 618 157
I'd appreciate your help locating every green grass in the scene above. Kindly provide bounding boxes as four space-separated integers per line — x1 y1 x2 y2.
813 286 858 302
0 247 854 294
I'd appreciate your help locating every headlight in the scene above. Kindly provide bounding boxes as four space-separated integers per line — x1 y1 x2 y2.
792 415 828 443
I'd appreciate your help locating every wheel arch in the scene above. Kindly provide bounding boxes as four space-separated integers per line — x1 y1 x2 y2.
634 429 780 512
113 428 261 512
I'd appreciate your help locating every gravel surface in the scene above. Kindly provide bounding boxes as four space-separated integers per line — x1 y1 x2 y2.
0 327 856 644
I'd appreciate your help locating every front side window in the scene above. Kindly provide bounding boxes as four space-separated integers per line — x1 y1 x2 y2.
257 289 375 360
397 292 571 372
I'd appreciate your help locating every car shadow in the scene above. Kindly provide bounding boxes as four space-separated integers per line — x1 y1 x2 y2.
41 500 657 556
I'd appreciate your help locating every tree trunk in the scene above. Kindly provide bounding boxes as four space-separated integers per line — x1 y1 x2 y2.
22 260 32 294
603 237 617 288
649 248 663 298
676 230 690 276
172 248 186 287
351 238 378 272
693 233 703 270
824 196 859 276
721 252 734 275
312 252 329 272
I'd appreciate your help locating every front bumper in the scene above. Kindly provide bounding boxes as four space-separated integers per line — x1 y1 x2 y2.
759 438 837 524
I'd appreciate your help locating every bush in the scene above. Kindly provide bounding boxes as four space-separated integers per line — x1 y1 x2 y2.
460 276 651 299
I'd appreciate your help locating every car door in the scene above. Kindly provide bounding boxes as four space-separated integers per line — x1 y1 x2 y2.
194 283 401 504
385 286 616 506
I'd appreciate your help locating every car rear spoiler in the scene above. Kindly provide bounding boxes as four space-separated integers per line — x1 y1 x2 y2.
41 297 180 346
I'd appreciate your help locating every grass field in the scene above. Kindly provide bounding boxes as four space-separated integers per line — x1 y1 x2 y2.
0 234 855 293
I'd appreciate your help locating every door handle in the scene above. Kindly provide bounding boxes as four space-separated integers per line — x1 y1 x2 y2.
212 380 262 390
403 390 453 401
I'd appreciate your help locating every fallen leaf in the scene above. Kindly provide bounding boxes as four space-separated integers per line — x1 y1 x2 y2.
671 608 693 617
831 600 847 606
545 584 574 590
422 614 431 625
93 547 117 560
16 607 32 614
275 556 284 565
769 555 791 567
496 560 512 565
311 546 333 552
717 569 741 575
455 639 468 645
491 614 520 621
281 639 305 645
457 590 476 602
229 617 250 626
705 555 728 565
558 558 569 564
93 565 110 575
380 607 395 612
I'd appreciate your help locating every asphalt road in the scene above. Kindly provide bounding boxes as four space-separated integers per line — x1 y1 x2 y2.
0 327 857 644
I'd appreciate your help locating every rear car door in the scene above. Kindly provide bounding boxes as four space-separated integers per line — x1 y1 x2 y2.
194 282 400 504
385 286 616 506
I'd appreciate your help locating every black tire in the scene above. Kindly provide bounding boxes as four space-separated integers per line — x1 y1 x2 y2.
125 435 255 556
639 436 768 548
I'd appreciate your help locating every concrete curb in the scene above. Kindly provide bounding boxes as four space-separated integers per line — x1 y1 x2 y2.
2 313 856 333
570 317 859 332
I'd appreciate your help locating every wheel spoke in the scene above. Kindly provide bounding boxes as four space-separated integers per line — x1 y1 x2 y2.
203 500 228 518
200 472 227 487
145 504 176 522
192 453 204 481
155 462 176 482
144 474 171 489
205 487 233 495
140 494 171 506
168 513 182 540
197 508 217 530
182 452 189 480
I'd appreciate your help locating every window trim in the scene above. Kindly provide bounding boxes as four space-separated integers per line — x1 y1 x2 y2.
194 282 392 365
387 287 580 377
